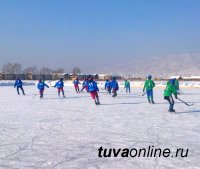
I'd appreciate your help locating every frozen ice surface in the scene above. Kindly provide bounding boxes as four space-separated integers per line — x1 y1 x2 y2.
0 85 200 169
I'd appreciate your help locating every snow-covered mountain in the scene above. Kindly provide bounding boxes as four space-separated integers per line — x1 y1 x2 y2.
100 53 200 78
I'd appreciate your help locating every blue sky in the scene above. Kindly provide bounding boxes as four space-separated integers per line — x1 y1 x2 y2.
0 0 200 72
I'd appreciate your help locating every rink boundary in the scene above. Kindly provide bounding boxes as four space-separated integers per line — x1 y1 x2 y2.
1 80 200 88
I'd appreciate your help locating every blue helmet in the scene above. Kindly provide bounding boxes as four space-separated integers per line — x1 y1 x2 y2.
170 79 176 85
148 75 152 79
112 77 116 80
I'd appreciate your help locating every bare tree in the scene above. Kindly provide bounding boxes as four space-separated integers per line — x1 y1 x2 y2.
2 63 13 73
52 68 65 74
40 67 52 74
2 63 67 75
23 66 38 74
71 66 81 75
2 63 22 74
13 63 22 74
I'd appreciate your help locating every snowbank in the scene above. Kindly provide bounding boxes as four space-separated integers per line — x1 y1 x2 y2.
0 80 35 86
1 80 200 88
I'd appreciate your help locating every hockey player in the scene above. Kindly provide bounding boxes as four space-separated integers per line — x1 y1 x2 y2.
164 79 178 113
81 77 89 92
54 78 65 97
88 75 100 105
104 79 112 94
111 77 119 97
143 75 155 104
124 79 131 93
37 79 49 98
73 77 80 93
14 77 25 95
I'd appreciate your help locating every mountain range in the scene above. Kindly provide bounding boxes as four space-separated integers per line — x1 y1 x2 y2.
99 53 200 78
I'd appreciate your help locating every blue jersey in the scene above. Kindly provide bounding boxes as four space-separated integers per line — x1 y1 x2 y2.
14 79 23 87
88 80 99 92
37 82 49 90
82 80 88 87
73 79 80 85
111 80 119 90
105 81 111 89
55 81 64 88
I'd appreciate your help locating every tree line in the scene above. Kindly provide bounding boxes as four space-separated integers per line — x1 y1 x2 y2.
1 63 81 75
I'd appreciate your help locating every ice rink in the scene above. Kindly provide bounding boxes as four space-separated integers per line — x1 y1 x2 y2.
0 84 200 169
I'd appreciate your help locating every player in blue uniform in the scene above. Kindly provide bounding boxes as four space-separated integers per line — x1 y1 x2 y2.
88 75 100 105
81 77 89 92
73 77 81 93
14 77 25 95
104 79 112 95
54 78 65 97
37 79 49 98
111 78 119 97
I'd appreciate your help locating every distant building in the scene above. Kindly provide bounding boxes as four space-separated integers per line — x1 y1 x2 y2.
62 73 70 80
98 74 109 80
69 74 89 80
169 75 200 81
0 72 3 80
25 73 33 80
110 75 122 80
182 76 200 81
93 74 99 80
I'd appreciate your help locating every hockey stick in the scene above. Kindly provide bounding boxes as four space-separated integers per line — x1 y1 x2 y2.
138 92 146 96
49 82 55 87
179 88 183 94
141 92 146 96
177 98 194 106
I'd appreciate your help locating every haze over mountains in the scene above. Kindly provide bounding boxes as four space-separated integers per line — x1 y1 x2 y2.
99 53 200 78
